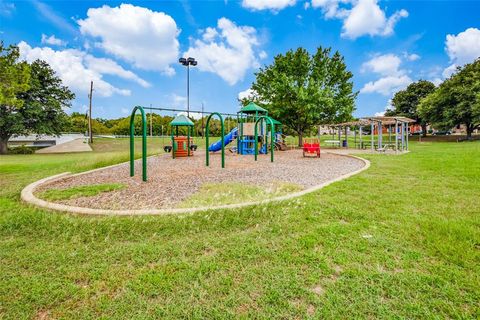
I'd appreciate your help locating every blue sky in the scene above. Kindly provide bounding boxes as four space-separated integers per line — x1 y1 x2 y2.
1 0 480 119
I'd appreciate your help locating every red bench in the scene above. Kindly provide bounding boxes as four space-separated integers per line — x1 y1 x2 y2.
303 138 321 158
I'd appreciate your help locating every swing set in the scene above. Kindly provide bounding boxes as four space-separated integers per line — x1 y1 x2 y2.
129 105 277 181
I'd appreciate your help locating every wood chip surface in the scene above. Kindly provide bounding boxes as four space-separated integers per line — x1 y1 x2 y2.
36 150 365 210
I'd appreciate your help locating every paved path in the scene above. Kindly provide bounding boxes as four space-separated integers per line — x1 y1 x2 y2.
36 138 92 154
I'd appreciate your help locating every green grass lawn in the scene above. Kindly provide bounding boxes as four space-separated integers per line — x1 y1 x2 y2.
0 139 479 319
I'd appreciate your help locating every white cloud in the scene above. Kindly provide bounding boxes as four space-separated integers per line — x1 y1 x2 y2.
242 0 296 11
342 0 408 39
184 18 262 85
311 0 348 19
121 107 129 115
31 1 77 34
310 0 408 39
84 56 151 88
169 93 187 108
431 78 442 86
442 28 480 78
361 54 403 76
238 88 256 101
405 53 420 61
361 75 411 96
445 28 480 65
259 50 267 59
78 4 180 75
18 41 150 97
360 54 412 95
177 111 203 120
41 34 66 46
0 1 15 16
442 64 458 78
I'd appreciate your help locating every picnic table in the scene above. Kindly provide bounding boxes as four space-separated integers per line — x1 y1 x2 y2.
324 140 341 147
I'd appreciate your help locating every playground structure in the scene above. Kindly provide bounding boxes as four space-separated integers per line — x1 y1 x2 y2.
325 116 415 153
128 103 286 181
169 114 196 158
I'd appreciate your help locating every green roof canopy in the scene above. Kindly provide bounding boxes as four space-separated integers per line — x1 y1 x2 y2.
270 118 282 125
170 114 194 126
239 102 268 114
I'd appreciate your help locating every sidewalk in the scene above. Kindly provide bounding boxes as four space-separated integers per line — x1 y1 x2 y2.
36 138 92 154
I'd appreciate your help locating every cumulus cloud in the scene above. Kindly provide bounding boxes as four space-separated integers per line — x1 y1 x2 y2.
443 27 480 77
184 17 262 85
78 4 180 75
18 41 150 97
41 34 66 46
360 54 412 95
405 53 420 61
242 0 296 11
361 75 412 96
238 88 256 101
84 56 151 88
310 0 408 39
361 53 403 76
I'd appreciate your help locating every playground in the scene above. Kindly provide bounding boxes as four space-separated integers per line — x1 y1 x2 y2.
21 102 371 213
32 149 365 211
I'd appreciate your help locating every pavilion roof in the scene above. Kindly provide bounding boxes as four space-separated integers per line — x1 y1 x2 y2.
328 116 415 127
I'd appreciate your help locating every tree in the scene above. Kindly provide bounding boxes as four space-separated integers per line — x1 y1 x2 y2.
418 59 480 139
248 47 357 146
0 46 75 154
0 42 30 154
386 80 436 137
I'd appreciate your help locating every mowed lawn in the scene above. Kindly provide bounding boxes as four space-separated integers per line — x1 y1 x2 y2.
0 139 479 319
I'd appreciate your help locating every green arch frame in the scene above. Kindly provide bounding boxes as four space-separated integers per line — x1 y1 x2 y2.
129 106 147 181
205 112 225 168
254 116 275 162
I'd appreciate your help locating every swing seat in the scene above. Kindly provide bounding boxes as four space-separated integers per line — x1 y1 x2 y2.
190 144 197 151
164 146 172 153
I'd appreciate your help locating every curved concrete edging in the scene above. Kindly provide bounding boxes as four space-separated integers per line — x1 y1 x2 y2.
21 153 370 216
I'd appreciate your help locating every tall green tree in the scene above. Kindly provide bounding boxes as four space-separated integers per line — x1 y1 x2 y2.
386 80 436 137
248 47 357 146
0 46 75 154
0 42 31 154
418 59 480 139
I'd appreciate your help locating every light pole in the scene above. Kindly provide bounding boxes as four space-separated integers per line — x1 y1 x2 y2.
179 57 197 118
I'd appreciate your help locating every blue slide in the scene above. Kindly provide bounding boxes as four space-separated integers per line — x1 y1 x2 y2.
209 127 238 152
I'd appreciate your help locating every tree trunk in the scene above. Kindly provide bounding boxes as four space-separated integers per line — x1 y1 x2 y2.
298 132 303 147
421 123 427 137
0 136 9 155
466 125 473 139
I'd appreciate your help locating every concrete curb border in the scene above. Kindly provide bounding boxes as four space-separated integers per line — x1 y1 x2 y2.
21 153 370 216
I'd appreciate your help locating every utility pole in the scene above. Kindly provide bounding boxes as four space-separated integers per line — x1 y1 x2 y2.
149 104 153 137
88 81 93 144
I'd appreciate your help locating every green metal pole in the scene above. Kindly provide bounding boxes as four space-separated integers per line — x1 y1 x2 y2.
129 106 147 181
270 118 274 162
141 109 147 182
171 126 175 159
205 112 225 168
129 109 135 177
254 118 258 161
187 125 191 157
